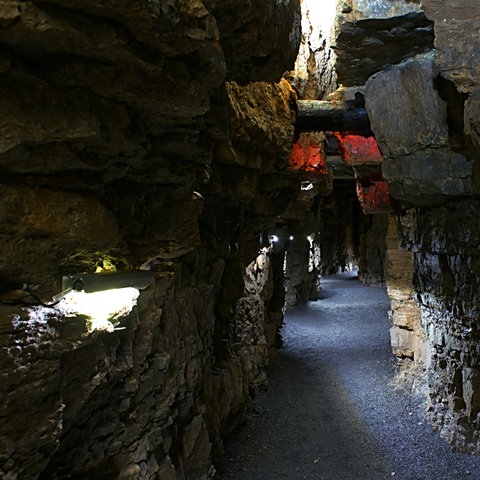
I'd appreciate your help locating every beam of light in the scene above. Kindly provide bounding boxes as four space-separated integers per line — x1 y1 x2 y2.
56 287 140 333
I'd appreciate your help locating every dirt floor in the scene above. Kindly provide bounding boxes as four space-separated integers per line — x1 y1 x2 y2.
217 273 480 480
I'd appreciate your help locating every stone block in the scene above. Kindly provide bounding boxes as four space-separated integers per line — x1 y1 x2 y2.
335 11 434 86
356 178 397 214
365 53 448 159
389 302 421 330
390 325 420 359
336 134 383 166
382 149 472 205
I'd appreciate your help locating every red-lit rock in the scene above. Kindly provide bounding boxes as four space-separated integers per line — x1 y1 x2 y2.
335 133 383 166
356 177 397 214
290 132 327 175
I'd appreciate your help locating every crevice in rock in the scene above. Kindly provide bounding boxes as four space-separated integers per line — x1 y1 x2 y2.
433 75 475 158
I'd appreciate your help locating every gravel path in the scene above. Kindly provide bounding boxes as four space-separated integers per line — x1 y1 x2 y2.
217 273 480 480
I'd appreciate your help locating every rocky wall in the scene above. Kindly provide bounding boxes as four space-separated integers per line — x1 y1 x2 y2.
365 53 473 206
361 0 480 453
356 213 388 285
0 1 302 479
280 163 331 307
318 181 388 284
318 182 359 275
284 233 321 307
335 0 434 87
420 0 480 94
291 0 337 99
384 216 424 361
398 202 480 453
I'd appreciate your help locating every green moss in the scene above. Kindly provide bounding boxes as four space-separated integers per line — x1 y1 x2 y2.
59 250 131 274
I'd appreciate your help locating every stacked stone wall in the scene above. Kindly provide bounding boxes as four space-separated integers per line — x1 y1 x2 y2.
399 202 480 453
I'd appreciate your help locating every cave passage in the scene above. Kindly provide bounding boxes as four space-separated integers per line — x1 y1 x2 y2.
219 273 480 480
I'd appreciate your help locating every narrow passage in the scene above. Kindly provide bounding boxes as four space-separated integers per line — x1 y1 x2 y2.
219 273 480 480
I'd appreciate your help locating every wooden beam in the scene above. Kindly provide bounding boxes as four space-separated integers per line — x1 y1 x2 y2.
296 100 372 134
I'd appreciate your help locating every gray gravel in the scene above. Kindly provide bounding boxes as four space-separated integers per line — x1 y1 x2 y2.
217 273 480 480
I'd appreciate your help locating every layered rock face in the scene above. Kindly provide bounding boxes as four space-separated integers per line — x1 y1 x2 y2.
365 53 473 205
312 0 480 454
362 0 480 454
399 203 480 453
421 0 480 94
385 217 423 361
335 0 434 87
291 0 337 99
0 1 303 479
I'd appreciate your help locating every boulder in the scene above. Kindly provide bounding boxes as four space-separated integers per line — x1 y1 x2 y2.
365 54 472 205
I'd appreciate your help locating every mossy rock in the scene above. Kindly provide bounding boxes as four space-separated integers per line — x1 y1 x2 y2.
59 250 131 274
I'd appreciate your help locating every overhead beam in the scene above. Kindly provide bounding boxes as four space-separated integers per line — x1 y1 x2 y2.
296 99 372 134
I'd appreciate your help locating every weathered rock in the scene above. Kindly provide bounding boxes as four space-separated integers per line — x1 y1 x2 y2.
110 185 206 262
336 134 383 166
19 0 220 57
465 91 480 152
284 233 321 306
365 54 448 157
225 79 298 166
399 199 480 256
291 0 337 99
212 0 301 83
382 149 472 205
397 202 480 453
357 213 388 285
0 1 304 479
355 177 397 214
317 182 359 275
421 0 480 93
384 216 424 360
334 4 434 87
290 131 328 175
0 185 122 301
0 1 218 196
365 54 472 205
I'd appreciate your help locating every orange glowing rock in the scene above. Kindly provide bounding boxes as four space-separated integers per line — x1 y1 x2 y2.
290 137 327 175
356 177 398 214
335 133 383 166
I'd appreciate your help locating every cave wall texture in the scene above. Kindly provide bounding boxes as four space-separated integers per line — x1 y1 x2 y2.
2 0 480 478
362 0 480 453
0 1 305 479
